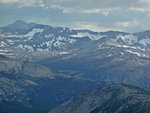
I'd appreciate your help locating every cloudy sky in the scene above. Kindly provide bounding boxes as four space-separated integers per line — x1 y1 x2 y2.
0 0 150 32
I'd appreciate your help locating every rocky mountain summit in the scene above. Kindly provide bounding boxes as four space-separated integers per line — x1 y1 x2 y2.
48 84 150 113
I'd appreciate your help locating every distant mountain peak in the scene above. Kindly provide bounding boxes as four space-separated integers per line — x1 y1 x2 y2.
5 20 36 30
13 20 27 25
0 20 37 34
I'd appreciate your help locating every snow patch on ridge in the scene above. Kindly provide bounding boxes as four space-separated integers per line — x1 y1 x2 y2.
24 28 44 40
125 50 141 56
71 32 104 40
125 49 149 58
139 39 150 46
59 52 68 55
114 34 137 45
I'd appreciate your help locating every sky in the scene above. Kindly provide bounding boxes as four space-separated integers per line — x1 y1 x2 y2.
0 0 150 33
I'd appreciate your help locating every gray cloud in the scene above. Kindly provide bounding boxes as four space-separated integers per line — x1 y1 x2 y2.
0 0 149 14
45 0 141 14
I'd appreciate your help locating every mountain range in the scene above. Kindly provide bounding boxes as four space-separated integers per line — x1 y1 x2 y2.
0 55 106 113
0 20 150 54
0 20 150 113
